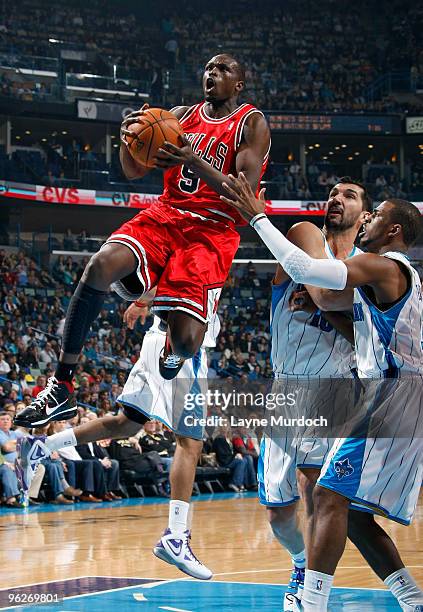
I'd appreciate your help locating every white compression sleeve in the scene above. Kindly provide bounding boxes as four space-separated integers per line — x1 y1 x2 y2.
252 215 348 290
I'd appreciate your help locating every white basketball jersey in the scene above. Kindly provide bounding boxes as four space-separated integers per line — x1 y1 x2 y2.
148 314 220 348
352 251 423 377
271 236 359 377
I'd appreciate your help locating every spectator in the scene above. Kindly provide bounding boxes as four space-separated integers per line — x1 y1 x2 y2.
49 421 104 503
212 423 249 493
139 420 175 471
39 342 58 366
0 447 23 507
31 375 47 398
108 437 168 497
232 426 259 489
75 437 122 501
0 351 10 376
0 411 25 462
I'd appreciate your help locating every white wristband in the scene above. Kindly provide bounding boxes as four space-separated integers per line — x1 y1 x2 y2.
250 213 267 228
253 216 348 290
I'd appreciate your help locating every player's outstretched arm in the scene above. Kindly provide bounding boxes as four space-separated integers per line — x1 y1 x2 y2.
285 223 355 311
221 173 401 292
155 111 271 196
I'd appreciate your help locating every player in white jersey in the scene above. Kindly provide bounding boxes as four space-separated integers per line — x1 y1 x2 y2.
258 178 369 610
221 180 423 611
16 298 220 581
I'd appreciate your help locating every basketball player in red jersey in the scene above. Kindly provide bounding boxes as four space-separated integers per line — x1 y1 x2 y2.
14 53 270 580
15 53 270 429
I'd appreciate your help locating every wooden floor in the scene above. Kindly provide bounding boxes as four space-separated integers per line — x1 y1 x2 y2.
1 492 422 592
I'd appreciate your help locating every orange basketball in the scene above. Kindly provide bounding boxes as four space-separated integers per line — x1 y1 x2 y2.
126 107 184 168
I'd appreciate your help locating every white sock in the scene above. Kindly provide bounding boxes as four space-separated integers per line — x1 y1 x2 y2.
292 549 306 569
45 429 77 452
301 569 333 611
168 500 190 535
384 568 423 607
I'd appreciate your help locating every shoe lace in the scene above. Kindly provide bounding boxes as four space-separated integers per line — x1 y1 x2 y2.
31 376 59 409
163 353 183 368
288 567 305 591
183 531 201 565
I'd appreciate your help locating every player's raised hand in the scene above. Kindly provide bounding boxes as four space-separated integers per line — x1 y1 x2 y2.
123 302 149 329
288 289 318 314
220 172 267 221
120 104 149 146
154 134 195 169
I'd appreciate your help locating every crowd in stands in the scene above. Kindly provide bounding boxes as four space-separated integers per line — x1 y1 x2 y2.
0 0 421 112
0 247 268 507
265 160 416 200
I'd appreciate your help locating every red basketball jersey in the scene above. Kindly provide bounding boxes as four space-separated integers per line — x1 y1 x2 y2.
159 102 270 225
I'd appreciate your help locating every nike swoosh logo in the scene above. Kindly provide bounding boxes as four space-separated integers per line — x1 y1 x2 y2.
45 399 68 416
166 540 182 556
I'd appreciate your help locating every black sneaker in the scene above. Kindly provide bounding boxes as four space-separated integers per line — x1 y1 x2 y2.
159 337 185 380
14 376 77 428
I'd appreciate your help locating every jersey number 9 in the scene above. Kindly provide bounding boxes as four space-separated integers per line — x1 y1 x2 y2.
179 165 200 194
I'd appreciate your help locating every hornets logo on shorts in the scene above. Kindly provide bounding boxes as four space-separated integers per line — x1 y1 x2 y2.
334 458 354 480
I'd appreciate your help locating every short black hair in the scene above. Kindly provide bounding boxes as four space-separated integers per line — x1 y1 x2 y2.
336 176 373 212
215 53 246 82
385 198 422 246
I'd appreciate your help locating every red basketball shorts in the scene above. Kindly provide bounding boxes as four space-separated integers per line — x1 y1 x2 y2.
105 202 240 324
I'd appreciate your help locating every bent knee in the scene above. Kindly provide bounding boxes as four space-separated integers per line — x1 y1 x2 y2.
313 485 347 513
171 335 201 359
83 251 114 286
267 503 297 526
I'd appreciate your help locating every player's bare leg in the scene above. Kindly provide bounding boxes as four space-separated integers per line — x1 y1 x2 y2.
348 511 423 610
296 485 348 611
296 467 320 551
159 310 206 379
170 435 203 502
267 504 306 610
14 244 137 428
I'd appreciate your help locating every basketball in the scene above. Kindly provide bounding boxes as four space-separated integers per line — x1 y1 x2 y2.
126 108 184 168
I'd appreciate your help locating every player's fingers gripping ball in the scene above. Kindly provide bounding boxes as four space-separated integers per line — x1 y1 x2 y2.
125 107 184 168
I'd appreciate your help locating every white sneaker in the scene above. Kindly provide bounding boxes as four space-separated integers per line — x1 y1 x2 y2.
153 528 212 580
401 604 423 611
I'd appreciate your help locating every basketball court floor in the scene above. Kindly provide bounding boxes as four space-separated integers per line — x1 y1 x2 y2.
1 492 421 611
